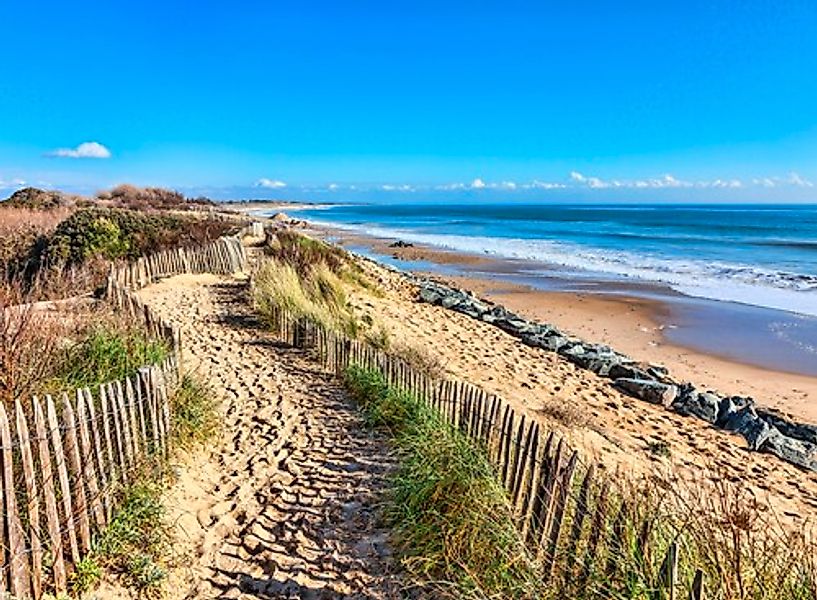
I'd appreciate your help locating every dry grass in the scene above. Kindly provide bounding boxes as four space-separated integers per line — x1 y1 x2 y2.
252 259 360 336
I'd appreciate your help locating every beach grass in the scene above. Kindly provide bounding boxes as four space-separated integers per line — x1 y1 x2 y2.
344 364 541 598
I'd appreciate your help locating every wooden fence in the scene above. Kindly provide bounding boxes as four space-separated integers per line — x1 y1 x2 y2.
1 233 250 598
264 306 708 600
106 235 246 290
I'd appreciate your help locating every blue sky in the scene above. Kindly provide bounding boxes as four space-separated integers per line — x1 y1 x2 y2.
1 1 816 201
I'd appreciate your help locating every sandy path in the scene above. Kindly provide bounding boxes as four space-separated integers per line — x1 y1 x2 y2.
134 273 402 599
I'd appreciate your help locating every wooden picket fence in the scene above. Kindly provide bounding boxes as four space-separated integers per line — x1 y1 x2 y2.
0 233 250 598
106 235 246 290
264 306 708 599
0 305 179 599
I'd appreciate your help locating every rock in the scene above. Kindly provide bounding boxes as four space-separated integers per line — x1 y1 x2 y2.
418 287 442 305
715 396 754 428
608 363 653 381
543 335 572 352
388 240 414 248
614 378 678 407
671 385 720 424
440 294 463 309
719 404 773 450
757 409 817 445
761 429 817 472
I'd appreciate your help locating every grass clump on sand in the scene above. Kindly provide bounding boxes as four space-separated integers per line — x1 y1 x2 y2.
71 482 173 598
253 255 361 336
344 365 540 598
170 375 220 449
50 325 168 392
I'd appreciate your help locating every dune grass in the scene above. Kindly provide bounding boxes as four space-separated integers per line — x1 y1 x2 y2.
50 325 169 393
253 257 361 336
344 365 541 599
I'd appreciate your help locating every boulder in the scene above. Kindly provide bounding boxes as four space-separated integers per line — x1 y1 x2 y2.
715 396 754 428
608 363 653 382
418 287 443 305
543 335 572 352
440 294 464 309
757 409 817 445
614 378 678 407
388 240 414 248
671 385 720 424
762 429 817 472
725 407 772 450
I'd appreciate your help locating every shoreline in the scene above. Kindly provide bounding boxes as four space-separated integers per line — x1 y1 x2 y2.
300 222 817 423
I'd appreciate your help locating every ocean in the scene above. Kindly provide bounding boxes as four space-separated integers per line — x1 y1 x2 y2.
281 202 817 375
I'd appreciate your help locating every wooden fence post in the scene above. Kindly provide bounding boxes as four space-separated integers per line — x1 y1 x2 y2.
33 397 67 594
0 403 29 598
15 399 43 598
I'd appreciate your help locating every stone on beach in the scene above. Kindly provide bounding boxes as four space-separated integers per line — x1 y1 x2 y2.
671 385 720 424
614 378 678 407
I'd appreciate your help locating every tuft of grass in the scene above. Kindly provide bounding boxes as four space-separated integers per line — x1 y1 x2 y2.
253 258 360 336
365 324 392 351
70 556 102 596
389 342 446 380
50 325 168 392
344 365 541 598
90 482 172 599
170 375 219 448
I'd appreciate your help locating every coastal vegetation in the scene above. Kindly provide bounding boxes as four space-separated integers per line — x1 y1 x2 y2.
1 185 233 301
344 365 541 598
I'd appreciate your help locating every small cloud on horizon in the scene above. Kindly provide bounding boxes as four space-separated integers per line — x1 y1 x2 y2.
255 178 287 189
46 141 111 159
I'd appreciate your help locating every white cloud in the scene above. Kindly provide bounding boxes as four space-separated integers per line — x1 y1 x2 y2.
380 184 415 192
255 178 287 189
327 183 340 191
47 141 111 159
470 178 486 189
786 172 814 188
524 180 567 190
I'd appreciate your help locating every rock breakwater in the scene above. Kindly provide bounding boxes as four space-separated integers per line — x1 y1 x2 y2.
417 280 817 473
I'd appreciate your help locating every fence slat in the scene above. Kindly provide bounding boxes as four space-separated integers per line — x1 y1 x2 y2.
33 396 67 594
62 393 91 553
0 403 29 598
46 395 80 563
77 390 106 530
15 399 43 598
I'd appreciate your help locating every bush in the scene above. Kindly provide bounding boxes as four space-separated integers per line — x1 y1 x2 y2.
96 184 213 210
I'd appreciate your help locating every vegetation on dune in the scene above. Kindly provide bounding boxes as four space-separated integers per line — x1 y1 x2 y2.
42 207 232 266
95 183 214 210
253 230 377 336
344 365 540 598
1 201 234 300
48 324 169 393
